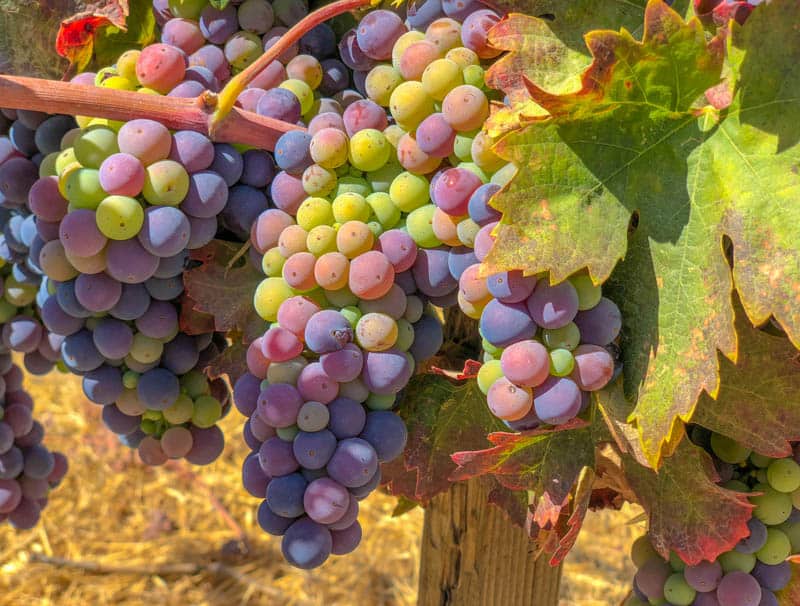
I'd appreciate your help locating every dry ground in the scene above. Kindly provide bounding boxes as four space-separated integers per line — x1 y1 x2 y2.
0 371 642 606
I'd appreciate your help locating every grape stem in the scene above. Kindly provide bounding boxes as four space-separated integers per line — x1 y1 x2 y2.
0 74 302 151
211 0 374 128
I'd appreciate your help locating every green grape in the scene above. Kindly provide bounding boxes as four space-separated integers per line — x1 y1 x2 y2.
281 79 315 115
96 195 144 239
306 226 338 256
481 337 504 358
365 64 404 107
630 536 659 567
491 163 518 187
751 483 793 525
333 192 370 223
122 371 139 389
267 357 308 385
453 133 475 162
446 47 479 68
406 204 442 249
117 49 140 84
192 395 222 428
390 81 435 131
142 160 190 206
0 300 17 323
277 425 299 441
55 147 78 175
340 305 362 328
366 392 395 410
100 76 136 91
129 334 164 364
457 162 489 183
4 276 37 306
463 64 486 89
366 162 402 194
549 349 575 377
767 458 800 493
750 452 774 468
226 31 262 70
390 172 429 213
366 192 401 229
756 528 791 565
334 176 372 198
302 164 337 197
723 479 750 492
296 197 334 231
163 394 195 424
324 287 359 308
142 410 163 422
383 124 406 149
348 129 391 172
456 218 480 247
477 359 504 395
65 168 106 209
778 519 800 552
542 323 581 351
262 247 286 276
181 370 210 398
710 433 751 464
38 152 59 177
718 549 756 573
663 573 695 606
570 274 603 311
793 486 800 510
756 468 768 484
421 59 464 101
168 0 206 19
668 552 686 572
368 221 384 238
395 318 414 351
254 277 294 322
140 419 157 435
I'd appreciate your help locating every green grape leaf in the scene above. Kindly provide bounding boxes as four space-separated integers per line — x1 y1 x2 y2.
382 374 506 504
92 0 156 68
182 240 267 342
487 0 800 468
623 435 753 565
692 299 800 458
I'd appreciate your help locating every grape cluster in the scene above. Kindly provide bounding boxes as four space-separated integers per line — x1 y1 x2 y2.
628 430 800 606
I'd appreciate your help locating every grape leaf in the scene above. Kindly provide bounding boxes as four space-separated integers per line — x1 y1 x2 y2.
182 240 267 343
487 0 800 468
55 0 129 70
205 341 249 383
484 0 649 136
92 0 156 68
777 564 800 606
622 434 753 565
382 374 506 504
691 300 800 458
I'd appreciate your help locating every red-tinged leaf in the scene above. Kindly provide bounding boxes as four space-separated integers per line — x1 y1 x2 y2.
382 374 506 504
777 565 800 606
205 341 248 383
179 294 215 336
430 359 482 380
56 1 128 71
381 455 421 501
183 240 267 343
622 436 753 565
390 495 419 517
486 478 530 529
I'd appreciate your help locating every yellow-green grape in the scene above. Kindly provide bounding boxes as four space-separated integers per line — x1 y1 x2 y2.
334 176 371 198
630 536 659 567
366 192 401 229
296 197 334 231
389 171 429 213
395 318 415 351
756 528 791 565
96 195 144 239
718 550 756 573
333 192 370 223
779 518 800 552
750 483 793 525
340 305 362 328
225 31 262 70
710 433 751 464
356 313 398 351
162 394 193 424
367 221 383 237
0 300 15 323
453 132 476 162
384 124 406 148
262 247 286 276
101 76 137 91
302 164 337 197
181 369 211 398
767 458 800 493
392 31 425 70
286 55 323 90
422 59 464 101
4 274 37 306
492 162 517 187
280 79 315 115
140 419 157 435
366 393 395 411
549 348 575 377
390 82 435 131
463 64 486 89
192 395 222 428
61 128 81 150
446 47 479 68
542 323 581 351
663 574 695 606
458 162 489 183
129 334 164 364
95 67 118 87
64 168 106 209
137 87 161 95
39 153 59 177
481 337 503 358
254 277 294 322
117 49 141 84
142 160 190 206
74 126 119 169
406 204 442 248
471 130 505 173
142 410 163 422
277 425 299 441
348 129 391 172
570 274 603 311
365 65 404 107
477 359 504 394
750 452 774 468
456 217 480 247
366 161 402 193
267 357 308 385
168 0 206 19
306 225 338 256
336 220 374 258
55 147 78 175
309 127 349 169
122 371 139 389
117 388 146 416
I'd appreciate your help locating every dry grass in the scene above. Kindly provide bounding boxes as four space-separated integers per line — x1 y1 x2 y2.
0 371 641 606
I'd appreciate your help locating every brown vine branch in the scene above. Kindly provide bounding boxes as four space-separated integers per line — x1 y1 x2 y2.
0 75 301 151
212 0 373 125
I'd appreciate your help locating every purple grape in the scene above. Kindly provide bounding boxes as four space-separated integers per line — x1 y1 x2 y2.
3 406 33 438
186 426 224 465
338 29 377 72
137 368 180 410
210 143 244 186
169 131 214 174
183 66 219 91
758 590 778 606
487 271 537 304
270 171 306 215
361 349 412 395
135 300 178 339
717 571 761 606
736 518 768 554
187 215 218 249
416 113 456 158
305 310 353 354
242 452 270 498
293 430 337 469
241 150 276 188
101 405 141 435
274 131 314 175
189 45 230 83
168 80 206 98
256 88 303 123
8 497 40 530
349 467 381 499
330 521 362 555
342 100 388 137
447 246 478 281
360 411 407 461
300 24 336 58
109 283 151 321
199 4 239 44
258 383 303 428
684 560 723 592
75 272 122 312
34 115 75 155
303 477 350 524
61 330 104 372
752 560 791 591
409 314 444 362
257 499 294 535
138 206 191 257
145 275 184 300
326 397 367 439
106 238 159 284
320 59 350 96
573 297 622 346
221 185 268 239
356 11 407 61
266 472 307 518
82 365 124 405
0 478 21 513
479 299 536 348
0 447 23 479
162 333 200 375
281 517 332 569
533 376 582 425
2 316 42 353
412 247 457 297
243 421 262 452
326 438 378 488
378 229 418 273
442 0 480 19
320 344 363 383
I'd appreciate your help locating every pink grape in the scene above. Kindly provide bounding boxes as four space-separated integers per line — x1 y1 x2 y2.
500 340 550 388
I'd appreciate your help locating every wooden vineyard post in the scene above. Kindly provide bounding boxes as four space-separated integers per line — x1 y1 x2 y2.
417 478 563 606
415 311 564 606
